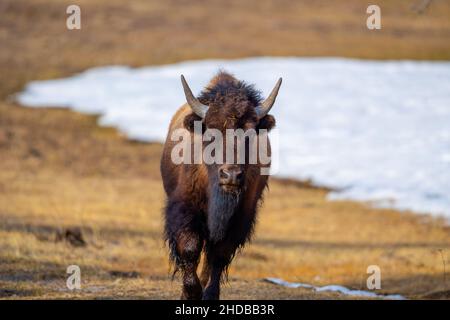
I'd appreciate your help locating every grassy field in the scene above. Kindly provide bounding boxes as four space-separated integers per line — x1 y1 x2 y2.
0 0 449 299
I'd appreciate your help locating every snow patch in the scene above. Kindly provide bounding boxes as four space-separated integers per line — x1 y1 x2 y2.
264 277 406 299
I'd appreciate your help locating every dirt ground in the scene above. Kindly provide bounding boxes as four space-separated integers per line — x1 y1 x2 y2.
0 0 449 299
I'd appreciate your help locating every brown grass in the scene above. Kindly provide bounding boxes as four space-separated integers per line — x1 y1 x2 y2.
1 102 449 299
0 0 449 299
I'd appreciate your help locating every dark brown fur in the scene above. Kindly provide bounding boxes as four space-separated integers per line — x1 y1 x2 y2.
160 71 275 300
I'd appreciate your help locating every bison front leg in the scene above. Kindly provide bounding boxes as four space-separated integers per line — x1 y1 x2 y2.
202 243 236 300
165 201 204 300
176 230 203 300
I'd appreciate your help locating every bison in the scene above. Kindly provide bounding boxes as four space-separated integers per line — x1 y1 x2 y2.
160 71 282 300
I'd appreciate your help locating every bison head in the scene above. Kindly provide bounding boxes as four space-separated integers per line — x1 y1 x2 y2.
180 72 281 242
181 72 281 191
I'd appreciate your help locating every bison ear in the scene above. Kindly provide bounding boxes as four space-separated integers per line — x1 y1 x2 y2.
257 114 276 131
183 113 204 132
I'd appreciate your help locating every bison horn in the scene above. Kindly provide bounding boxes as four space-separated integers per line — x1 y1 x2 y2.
255 78 282 119
181 75 209 118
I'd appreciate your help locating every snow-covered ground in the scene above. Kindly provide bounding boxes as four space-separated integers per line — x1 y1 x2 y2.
264 278 405 300
17 57 450 218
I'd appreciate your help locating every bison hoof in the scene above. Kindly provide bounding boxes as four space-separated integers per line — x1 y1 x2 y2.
181 282 203 300
202 287 219 300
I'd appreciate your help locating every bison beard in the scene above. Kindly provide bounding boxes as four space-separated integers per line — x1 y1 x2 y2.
208 184 242 243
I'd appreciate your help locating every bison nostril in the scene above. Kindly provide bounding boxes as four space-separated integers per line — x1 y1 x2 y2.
219 167 243 185
219 168 231 181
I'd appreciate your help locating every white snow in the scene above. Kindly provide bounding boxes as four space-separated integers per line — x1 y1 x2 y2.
16 57 450 218
264 278 405 300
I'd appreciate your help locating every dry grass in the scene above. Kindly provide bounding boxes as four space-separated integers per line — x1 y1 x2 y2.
1 103 449 299
0 0 449 299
